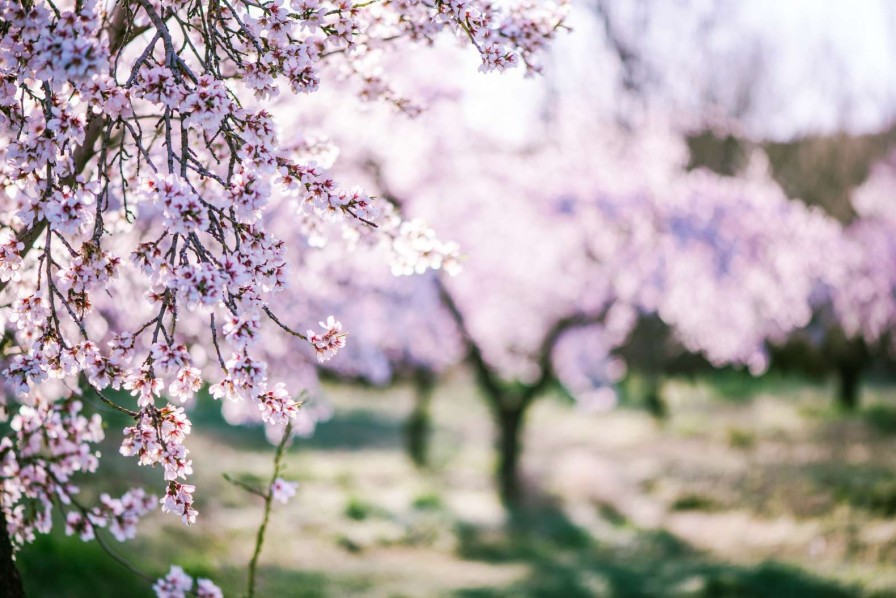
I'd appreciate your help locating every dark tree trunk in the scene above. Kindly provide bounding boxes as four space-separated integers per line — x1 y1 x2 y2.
837 360 862 411
405 371 436 468
645 375 666 419
0 510 24 598
494 402 526 510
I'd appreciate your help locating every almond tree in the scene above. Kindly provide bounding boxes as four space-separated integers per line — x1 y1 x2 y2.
823 151 896 408
309 0 896 509
0 0 567 593
318 84 844 507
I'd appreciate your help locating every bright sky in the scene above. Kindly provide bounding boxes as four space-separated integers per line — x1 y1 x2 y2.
735 0 896 137
459 0 896 142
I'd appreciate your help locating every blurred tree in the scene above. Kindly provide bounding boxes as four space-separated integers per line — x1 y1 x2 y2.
252 0 896 508
688 126 896 409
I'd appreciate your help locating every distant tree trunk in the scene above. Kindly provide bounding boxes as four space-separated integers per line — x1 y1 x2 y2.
645 374 666 419
405 369 436 468
0 510 24 598
494 400 526 510
837 360 862 411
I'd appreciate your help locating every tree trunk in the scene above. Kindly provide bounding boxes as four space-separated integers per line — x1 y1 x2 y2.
0 510 24 598
405 371 436 468
837 360 861 411
494 402 526 510
645 375 666 419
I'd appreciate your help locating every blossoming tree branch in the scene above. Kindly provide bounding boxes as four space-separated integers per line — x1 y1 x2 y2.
0 0 567 594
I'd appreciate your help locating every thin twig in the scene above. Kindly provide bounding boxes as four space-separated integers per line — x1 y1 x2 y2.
246 421 293 598
222 472 267 499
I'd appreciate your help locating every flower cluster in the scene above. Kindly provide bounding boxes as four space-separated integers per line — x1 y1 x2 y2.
121 406 193 476
0 399 110 547
0 233 24 283
153 565 222 598
390 218 463 277
307 316 348 363
435 0 568 74
256 383 303 425
141 175 210 236
183 75 232 134
2 2 107 84
64 489 156 542
278 159 382 225
160 482 198 526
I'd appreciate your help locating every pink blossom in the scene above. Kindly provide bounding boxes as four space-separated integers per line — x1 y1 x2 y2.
183 75 231 134
153 565 193 598
161 482 198 525
0 233 24 283
197 579 224 598
307 316 347 363
271 477 299 503
135 66 185 110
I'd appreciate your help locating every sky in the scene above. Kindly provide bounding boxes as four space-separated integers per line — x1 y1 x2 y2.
722 0 896 138
458 0 896 142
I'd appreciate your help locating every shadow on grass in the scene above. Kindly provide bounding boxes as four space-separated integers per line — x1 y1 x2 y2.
700 369 821 404
248 565 374 598
301 409 404 451
861 403 896 436
19 530 375 598
799 460 896 518
454 502 857 598
19 533 154 598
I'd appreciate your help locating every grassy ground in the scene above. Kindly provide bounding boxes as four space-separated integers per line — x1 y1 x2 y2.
16 372 896 597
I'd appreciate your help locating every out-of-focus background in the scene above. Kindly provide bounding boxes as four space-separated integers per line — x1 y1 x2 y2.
20 0 896 596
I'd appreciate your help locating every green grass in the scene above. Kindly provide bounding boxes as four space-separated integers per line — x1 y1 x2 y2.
412 492 445 511
701 369 818 403
861 403 896 435
19 533 152 598
344 496 384 521
671 493 721 512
